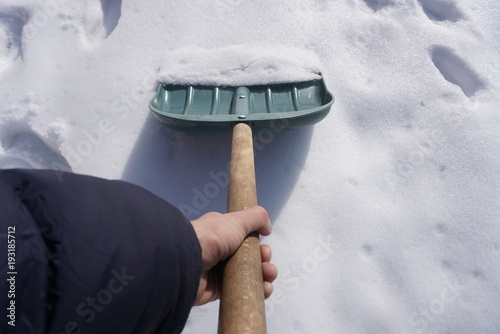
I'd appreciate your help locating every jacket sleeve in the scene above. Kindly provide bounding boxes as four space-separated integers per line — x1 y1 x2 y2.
0 169 202 334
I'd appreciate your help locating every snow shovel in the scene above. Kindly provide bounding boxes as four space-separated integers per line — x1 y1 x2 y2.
149 76 334 333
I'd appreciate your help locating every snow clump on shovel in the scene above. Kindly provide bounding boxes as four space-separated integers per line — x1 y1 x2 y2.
157 44 322 86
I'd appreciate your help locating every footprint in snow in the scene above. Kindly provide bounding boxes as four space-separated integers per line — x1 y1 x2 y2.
0 6 29 74
0 129 71 172
82 0 122 46
418 0 464 22
0 94 71 172
362 0 395 11
362 244 374 256
430 45 486 97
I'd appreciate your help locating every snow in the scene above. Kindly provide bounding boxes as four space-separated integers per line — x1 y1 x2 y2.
1 0 499 333
157 44 322 86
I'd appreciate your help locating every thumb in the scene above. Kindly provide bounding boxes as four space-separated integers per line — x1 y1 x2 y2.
226 206 272 237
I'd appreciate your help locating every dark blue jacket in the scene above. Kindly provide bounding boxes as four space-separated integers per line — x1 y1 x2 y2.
0 169 201 333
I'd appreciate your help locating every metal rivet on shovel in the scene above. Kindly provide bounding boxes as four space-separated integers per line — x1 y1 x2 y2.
150 75 334 333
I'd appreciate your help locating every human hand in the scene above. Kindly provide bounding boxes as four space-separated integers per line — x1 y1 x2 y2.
190 206 278 306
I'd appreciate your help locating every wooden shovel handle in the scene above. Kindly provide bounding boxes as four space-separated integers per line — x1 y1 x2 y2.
218 122 267 334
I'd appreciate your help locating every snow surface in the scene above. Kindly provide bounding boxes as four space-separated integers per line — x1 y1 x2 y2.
1 0 499 333
157 44 322 86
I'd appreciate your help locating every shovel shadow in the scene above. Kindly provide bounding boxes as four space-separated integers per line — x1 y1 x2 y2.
121 113 313 222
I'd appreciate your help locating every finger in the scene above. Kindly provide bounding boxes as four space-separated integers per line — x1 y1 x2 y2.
262 262 278 283
227 206 272 236
261 244 272 263
264 281 273 299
